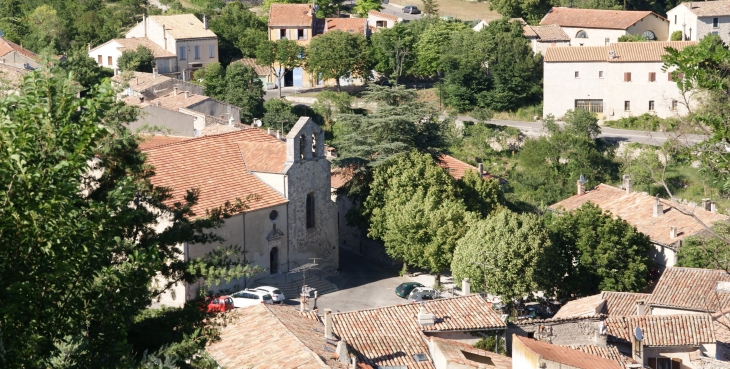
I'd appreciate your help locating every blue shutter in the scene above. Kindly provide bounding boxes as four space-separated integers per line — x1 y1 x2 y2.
179 46 185 60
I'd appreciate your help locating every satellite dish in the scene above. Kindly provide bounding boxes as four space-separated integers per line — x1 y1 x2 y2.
252 118 262 128
634 326 643 341
0 30 4 37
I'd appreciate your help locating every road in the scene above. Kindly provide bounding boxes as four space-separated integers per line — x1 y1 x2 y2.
379 3 424 21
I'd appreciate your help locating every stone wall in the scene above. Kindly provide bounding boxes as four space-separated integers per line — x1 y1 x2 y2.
140 79 205 101
506 316 606 355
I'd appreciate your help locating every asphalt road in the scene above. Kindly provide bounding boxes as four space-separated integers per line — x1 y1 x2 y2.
380 3 424 21
316 248 410 313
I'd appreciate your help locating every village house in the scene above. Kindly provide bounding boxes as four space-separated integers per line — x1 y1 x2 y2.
142 118 338 307
473 18 570 54
512 335 634 369
87 37 177 76
552 291 652 319
0 37 41 70
543 41 697 121
667 0 730 44
540 7 669 46
647 267 730 315
550 177 728 268
367 9 402 30
124 14 219 80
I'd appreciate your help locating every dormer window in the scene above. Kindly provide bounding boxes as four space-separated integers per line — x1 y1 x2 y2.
576 30 587 38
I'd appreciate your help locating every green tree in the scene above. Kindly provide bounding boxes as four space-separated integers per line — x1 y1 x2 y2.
262 98 298 132
545 203 653 296
117 45 156 73
209 3 268 64
456 169 503 218
53 48 113 90
370 24 416 84
676 223 730 270
25 4 65 53
451 210 554 301
256 39 304 98
561 108 601 139
414 20 469 77
312 90 353 126
671 30 683 41
487 0 555 24
306 31 370 92
618 33 649 42
353 0 383 17
197 62 226 99
422 0 440 16
224 62 265 123
0 71 262 368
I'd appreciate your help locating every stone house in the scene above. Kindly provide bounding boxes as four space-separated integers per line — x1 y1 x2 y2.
367 10 402 30
87 37 177 76
142 118 338 306
667 1 730 44
543 41 698 121
550 178 728 268
0 37 41 70
540 7 669 46
125 14 219 80
473 19 571 54
553 291 652 319
647 267 730 315
506 315 607 353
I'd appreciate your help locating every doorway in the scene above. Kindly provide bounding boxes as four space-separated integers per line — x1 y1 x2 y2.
270 247 279 274
284 69 294 87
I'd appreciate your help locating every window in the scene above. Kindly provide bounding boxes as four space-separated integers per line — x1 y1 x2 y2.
674 15 677 24
648 72 656 82
179 46 186 60
624 72 632 82
97 55 102 64
713 31 719 36
269 210 279 221
649 100 655 111
648 357 681 369
209 45 215 58
376 20 387 28
605 37 610 45
671 100 678 110
574 71 579 78
297 29 306 40
299 134 306 159
527 332 535 339
279 29 287 39
194 45 200 59
624 101 631 111
576 30 587 38
599 71 604 78
668 71 684 81
108 56 112 66
714 17 719 28
306 193 315 229
575 99 603 113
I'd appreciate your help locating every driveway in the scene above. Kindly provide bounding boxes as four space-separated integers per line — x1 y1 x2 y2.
316 248 411 312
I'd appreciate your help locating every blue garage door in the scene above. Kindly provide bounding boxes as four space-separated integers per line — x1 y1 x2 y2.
293 68 303 87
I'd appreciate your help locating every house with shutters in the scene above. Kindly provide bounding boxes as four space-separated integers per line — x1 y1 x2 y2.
667 1 730 45
0 37 41 70
543 41 698 121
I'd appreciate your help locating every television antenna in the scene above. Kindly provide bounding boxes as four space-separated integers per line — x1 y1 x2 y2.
289 258 321 310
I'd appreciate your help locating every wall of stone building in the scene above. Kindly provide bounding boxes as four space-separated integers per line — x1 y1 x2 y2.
187 98 242 124
627 15 669 42
0 51 41 70
139 79 206 100
506 317 605 355
129 105 197 136
285 118 339 271
697 16 730 45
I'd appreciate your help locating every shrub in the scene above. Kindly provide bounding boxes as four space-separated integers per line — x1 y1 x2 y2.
671 30 683 41
605 113 680 131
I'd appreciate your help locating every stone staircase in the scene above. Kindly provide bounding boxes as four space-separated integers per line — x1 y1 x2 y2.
250 269 339 300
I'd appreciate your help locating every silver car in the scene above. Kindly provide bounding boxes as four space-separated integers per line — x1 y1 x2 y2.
254 286 285 303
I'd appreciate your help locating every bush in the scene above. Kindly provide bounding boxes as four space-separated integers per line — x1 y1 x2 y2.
262 98 298 132
671 30 683 41
618 34 648 42
604 113 680 131
474 333 506 355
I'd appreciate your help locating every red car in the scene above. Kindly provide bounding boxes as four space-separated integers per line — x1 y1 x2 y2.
199 296 234 313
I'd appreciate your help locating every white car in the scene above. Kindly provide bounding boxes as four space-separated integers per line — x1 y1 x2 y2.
254 286 285 303
231 289 273 308
408 287 438 303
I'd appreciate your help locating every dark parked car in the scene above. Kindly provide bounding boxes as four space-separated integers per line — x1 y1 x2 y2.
402 5 420 14
395 282 425 298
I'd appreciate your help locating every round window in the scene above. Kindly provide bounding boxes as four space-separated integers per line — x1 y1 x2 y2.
576 30 587 38
269 210 279 221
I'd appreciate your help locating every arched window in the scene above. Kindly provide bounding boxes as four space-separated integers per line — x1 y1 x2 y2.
306 193 315 228
299 134 306 159
311 133 317 155
576 30 588 38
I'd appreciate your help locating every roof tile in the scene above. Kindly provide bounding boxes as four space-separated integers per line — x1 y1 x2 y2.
368 10 400 22
0 37 38 60
515 335 623 369
148 14 217 39
605 314 716 346
648 267 730 312
269 4 314 27
682 1 730 17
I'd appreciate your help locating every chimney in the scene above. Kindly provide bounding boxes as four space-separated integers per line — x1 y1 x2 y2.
173 87 178 96
276 130 281 140
143 14 147 37
87 43 91 52
153 67 158 79
478 163 484 177
623 174 632 195
184 91 189 99
711 202 718 213
631 326 644 363
636 300 646 316
335 339 349 363
653 197 663 217
228 116 234 126
203 14 208 30
156 101 161 107
267 127 272 135
183 69 188 82
462 278 471 296
670 226 677 239
702 198 711 211
577 180 586 196
417 306 435 326
324 308 333 339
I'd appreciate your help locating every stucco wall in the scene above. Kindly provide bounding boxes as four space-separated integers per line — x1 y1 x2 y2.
649 243 677 269
368 14 397 29
668 6 698 40
627 15 669 42
643 345 715 369
187 98 241 123
269 27 314 44
511 336 542 369
561 27 627 46
89 41 122 71
253 172 288 195
650 306 707 315
129 105 196 136
426 331 486 345
0 50 41 69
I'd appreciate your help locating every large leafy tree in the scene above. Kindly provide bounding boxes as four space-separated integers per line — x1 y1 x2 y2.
306 30 370 92
370 24 416 84
456 169 503 218
224 62 265 123
677 223 730 269
117 45 156 73
195 61 227 99
414 20 469 77
487 0 555 24
545 203 653 296
451 210 555 301
256 39 304 98
52 48 113 91
208 2 268 64
0 71 261 368
262 98 298 132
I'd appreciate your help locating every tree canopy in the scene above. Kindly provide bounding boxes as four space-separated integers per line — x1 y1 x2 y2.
256 39 304 98
223 62 265 123
117 45 155 73
306 31 370 92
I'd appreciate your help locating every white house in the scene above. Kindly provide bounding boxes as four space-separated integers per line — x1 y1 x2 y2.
88 37 177 75
543 41 697 121
125 14 219 80
524 24 571 54
367 9 401 30
540 7 669 46
667 0 730 44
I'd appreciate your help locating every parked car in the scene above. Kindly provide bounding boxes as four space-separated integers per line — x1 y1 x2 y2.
199 296 234 313
254 286 285 303
395 282 425 298
403 5 420 14
408 287 438 303
231 289 273 308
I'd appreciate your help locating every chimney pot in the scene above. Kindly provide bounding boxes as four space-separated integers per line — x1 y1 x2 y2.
173 87 178 96
268 127 272 135
577 180 586 196
203 14 208 30
670 226 677 239
653 197 663 217
462 278 471 296
153 67 158 79
702 198 711 211
277 130 281 140
157 101 161 107
711 202 718 213
184 91 189 99
478 163 484 177
324 308 333 339
636 300 646 316
623 174 632 195
335 339 349 363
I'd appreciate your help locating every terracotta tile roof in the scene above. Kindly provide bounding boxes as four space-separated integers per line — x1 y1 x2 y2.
540 7 665 29
238 140 287 173
147 91 209 111
528 24 571 42
544 41 698 62
0 37 38 60
368 10 400 22
515 314 605 325
148 14 217 39
569 345 638 366
332 295 506 368
523 25 538 37
115 37 175 58
269 4 314 27
648 267 730 312
712 309 730 348
330 169 353 189
137 134 191 150
553 294 605 319
200 124 241 136
112 71 172 92
605 314 716 346
514 335 623 369
601 291 651 316
682 1 730 17
430 337 512 369
437 154 496 180
324 18 367 35
206 304 346 368
142 130 288 215
231 58 269 76
544 45 608 62
549 184 728 245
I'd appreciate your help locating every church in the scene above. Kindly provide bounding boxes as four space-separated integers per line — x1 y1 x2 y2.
143 117 338 306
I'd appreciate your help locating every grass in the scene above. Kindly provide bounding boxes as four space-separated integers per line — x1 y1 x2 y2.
388 0 501 21
491 105 542 122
